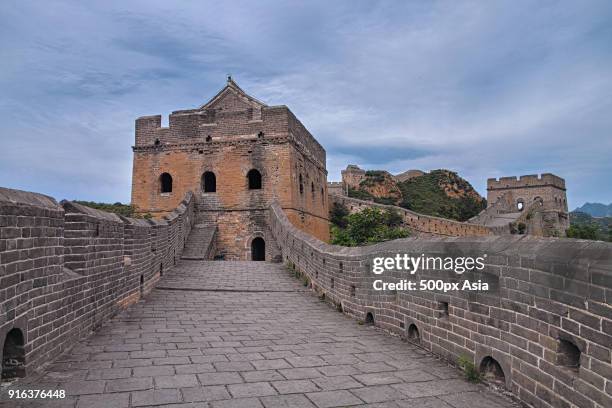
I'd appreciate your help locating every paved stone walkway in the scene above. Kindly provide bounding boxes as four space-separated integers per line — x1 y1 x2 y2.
2 261 519 408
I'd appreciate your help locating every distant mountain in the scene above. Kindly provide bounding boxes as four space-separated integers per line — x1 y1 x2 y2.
573 202 612 217
347 169 486 221
398 170 486 221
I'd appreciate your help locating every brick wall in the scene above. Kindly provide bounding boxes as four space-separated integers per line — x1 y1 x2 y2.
332 195 492 237
131 81 330 258
487 174 568 213
327 181 344 196
341 165 366 190
0 187 197 376
270 202 612 408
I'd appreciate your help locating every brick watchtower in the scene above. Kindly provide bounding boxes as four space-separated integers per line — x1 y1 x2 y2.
486 173 569 236
487 173 568 212
131 78 329 260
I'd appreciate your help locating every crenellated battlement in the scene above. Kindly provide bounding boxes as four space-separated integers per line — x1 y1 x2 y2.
131 79 330 252
133 105 324 168
327 181 345 196
341 164 366 189
487 173 566 190
0 186 198 376
485 173 569 236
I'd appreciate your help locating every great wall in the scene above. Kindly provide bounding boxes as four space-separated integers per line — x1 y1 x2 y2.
269 201 612 408
0 79 610 408
336 165 570 238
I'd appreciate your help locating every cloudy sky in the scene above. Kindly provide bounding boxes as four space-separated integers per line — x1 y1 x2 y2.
1 0 611 209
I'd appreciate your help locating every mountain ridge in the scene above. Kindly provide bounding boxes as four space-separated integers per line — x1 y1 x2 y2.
573 202 612 217
347 168 486 221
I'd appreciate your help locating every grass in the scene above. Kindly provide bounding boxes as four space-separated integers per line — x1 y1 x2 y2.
457 355 482 383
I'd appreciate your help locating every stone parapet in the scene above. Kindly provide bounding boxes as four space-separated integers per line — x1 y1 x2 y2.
332 195 492 237
0 187 196 376
270 201 612 408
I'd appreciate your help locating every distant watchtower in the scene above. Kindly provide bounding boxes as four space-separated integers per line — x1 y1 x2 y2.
130 78 329 260
341 165 366 190
487 173 569 236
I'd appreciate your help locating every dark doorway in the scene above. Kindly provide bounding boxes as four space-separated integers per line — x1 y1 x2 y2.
202 171 216 192
251 237 265 261
247 169 262 190
2 328 26 380
160 173 173 193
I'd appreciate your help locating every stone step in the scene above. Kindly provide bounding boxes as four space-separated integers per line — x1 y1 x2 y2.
182 223 216 260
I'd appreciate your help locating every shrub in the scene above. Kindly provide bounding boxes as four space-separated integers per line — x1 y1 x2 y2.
331 207 409 246
457 355 482 383
398 170 485 221
566 224 600 240
347 187 376 201
330 202 349 228
73 200 136 217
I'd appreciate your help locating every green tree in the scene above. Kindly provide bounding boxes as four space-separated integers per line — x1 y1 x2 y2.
398 170 486 221
347 187 375 201
566 224 599 240
73 201 152 219
331 207 409 246
330 202 349 228
73 201 136 217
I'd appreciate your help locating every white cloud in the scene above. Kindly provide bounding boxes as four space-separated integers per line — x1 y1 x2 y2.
0 0 610 208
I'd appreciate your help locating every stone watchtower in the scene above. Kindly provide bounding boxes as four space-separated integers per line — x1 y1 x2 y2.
131 78 329 260
341 165 366 190
486 173 570 236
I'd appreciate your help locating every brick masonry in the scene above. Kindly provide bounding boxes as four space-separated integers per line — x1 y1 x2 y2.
131 79 329 259
0 188 610 408
0 186 202 377
336 164 569 238
332 195 494 237
1 260 521 408
270 201 612 408
487 174 568 212
484 174 570 237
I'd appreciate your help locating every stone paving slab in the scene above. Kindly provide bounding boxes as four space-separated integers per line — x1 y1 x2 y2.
0 261 519 408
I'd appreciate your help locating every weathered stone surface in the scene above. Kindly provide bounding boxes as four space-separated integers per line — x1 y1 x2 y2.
130 79 330 258
1 182 610 408
269 201 612 408
332 195 492 237
0 186 197 382
1 261 519 408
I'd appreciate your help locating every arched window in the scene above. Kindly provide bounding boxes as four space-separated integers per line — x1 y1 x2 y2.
160 173 173 193
247 169 262 190
202 171 216 193
311 182 315 195
299 174 304 195
2 328 26 379
251 237 265 261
